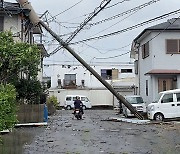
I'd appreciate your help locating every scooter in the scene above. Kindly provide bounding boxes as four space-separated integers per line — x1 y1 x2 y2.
74 109 83 120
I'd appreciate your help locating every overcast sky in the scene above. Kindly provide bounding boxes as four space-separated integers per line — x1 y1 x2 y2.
7 0 180 75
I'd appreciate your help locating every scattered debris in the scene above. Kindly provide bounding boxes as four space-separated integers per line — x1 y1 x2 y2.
102 117 151 124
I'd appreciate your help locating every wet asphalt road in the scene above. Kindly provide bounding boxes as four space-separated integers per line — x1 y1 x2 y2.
23 110 180 154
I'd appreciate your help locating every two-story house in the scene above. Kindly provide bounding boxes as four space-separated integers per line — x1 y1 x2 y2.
47 62 136 106
0 1 46 81
131 18 180 105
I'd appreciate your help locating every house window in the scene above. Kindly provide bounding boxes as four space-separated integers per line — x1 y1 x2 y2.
163 80 167 91
121 69 132 73
146 80 148 96
134 60 138 74
0 16 4 31
101 69 112 80
64 74 76 86
166 39 180 54
142 42 149 59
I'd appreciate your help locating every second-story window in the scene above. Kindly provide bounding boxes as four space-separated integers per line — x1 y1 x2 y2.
0 16 4 31
101 69 112 80
142 42 149 59
101 69 119 80
64 74 76 87
121 69 132 73
166 39 180 54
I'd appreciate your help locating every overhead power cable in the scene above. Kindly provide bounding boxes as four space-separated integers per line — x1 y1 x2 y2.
89 0 160 27
62 0 131 22
70 9 180 45
96 51 130 59
95 16 180 60
105 0 131 9
47 0 112 57
47 0 84 22
65 0 111 43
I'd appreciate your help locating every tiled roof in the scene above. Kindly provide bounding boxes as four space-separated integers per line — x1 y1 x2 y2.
0 2 30 15
134 18 180 42
145 69 180 75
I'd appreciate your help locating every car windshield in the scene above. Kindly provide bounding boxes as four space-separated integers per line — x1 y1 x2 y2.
153 93 163 103
125 97 144 104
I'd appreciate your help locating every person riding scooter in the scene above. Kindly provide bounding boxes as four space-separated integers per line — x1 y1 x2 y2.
74 96 84 118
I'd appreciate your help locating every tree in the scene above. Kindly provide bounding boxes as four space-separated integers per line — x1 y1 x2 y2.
0 31 42 131
0 31 41 83
0 84 17 131
15 78 43 104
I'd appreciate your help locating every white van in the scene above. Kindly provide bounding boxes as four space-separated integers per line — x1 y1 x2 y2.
64 95 92 110
122 95 147 118
148 89 180 121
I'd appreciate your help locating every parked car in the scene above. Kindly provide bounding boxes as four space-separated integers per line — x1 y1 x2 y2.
64 95 92 110
122 95 147 118
148 89 180 121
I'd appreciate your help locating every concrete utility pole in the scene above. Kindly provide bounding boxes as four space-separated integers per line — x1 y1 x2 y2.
17 0 144 120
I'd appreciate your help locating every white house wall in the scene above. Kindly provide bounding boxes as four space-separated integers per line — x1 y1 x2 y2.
138 33 154 104
4 15 21 41
151 32 180 69
50 64 135 89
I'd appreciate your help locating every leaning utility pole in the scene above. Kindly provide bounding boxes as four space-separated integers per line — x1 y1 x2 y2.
17 0 144 120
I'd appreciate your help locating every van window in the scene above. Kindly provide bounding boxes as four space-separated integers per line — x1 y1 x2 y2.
161 94 173 103
66 97 71 101
81 97 86 101
125 96 144 104
81 97 89 102
73 97 76 101
176 93 180 102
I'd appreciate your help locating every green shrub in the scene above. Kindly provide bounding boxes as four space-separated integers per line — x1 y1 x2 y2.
0 84 17 131
47 95 58 109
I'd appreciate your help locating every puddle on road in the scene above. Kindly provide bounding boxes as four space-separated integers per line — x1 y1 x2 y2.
0 127 44 154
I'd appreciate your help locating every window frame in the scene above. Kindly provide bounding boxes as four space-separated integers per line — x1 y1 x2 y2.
121 69 133 73
101 69 112 80
161 93 173 103
166 39 180 54
142 42 149 59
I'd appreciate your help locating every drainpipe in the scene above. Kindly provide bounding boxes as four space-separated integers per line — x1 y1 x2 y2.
17 0 144 120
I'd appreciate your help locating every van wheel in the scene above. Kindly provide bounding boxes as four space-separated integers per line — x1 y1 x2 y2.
82 105 86 110
66 105 71 110
154 113 164 121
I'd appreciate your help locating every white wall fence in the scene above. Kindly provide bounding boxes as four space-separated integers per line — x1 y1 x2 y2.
49 89 134 107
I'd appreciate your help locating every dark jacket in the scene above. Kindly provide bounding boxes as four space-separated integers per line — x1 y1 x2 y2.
74 100 83 109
